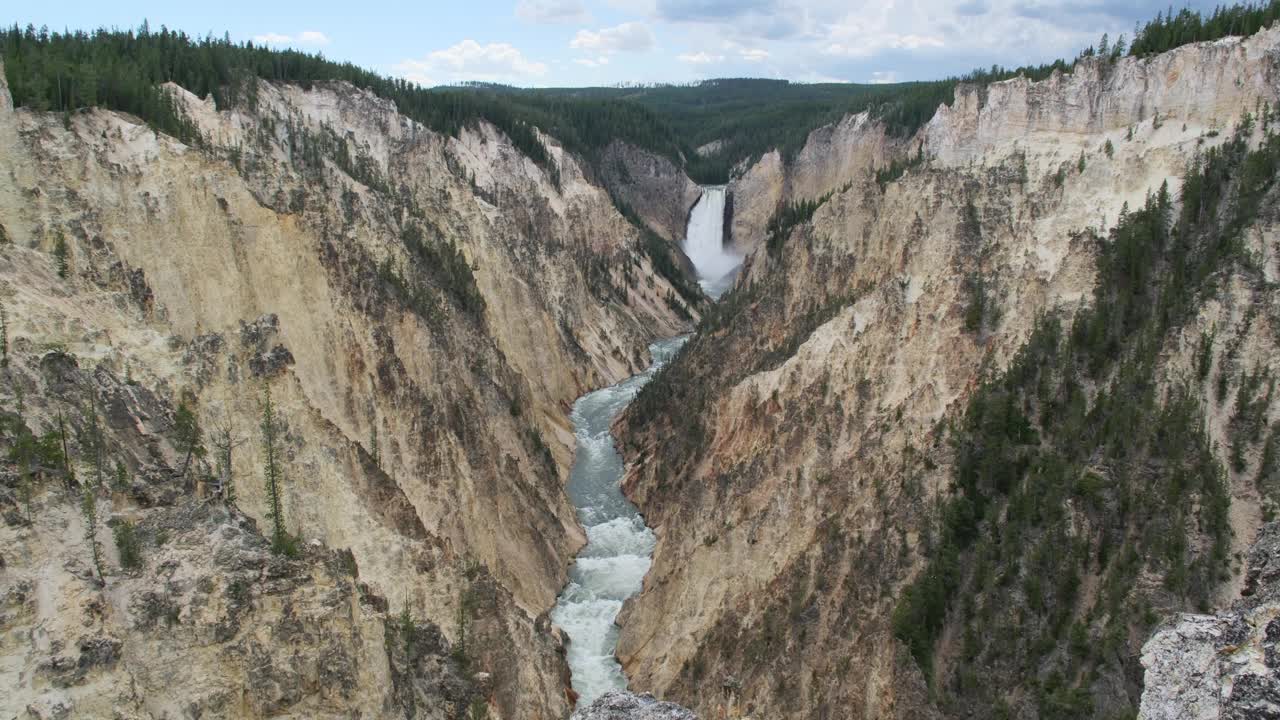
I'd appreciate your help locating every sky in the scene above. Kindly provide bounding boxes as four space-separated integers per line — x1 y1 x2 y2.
15 1 1228 87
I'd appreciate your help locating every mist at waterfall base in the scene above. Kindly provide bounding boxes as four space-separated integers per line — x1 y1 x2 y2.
683 186 741 299
550 338 688 705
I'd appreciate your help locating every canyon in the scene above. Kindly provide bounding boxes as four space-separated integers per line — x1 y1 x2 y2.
1 18 1279 720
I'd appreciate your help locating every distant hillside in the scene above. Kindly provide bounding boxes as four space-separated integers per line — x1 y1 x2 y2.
6 0 1277 187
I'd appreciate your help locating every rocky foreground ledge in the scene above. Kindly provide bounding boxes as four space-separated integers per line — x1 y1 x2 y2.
571 691 698 720
1139 522 1280 719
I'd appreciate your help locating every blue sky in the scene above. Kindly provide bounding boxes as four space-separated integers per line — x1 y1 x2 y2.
15 1 1228 86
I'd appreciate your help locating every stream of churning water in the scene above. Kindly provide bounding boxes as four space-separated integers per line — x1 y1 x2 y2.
550 185 733 704
549 337 687 704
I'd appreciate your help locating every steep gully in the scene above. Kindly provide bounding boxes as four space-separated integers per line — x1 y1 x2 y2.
551 186 738 703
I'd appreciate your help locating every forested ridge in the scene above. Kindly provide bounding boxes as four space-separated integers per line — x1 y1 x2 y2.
4 2 1277 186
0 23 681 172
516 72 1063 184
1128 0 1280 56
498 1 1278 182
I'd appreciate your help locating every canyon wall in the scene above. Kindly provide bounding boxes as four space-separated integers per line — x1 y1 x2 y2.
725 112 896 254
596 140 703 246
0 68 697 718
617 28 1280 720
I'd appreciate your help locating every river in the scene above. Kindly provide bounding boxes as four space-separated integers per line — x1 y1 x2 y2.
551 184 732 704
549 336 687 704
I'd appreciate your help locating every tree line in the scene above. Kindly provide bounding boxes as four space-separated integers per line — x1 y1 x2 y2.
4 3 1276 186
0 24 680 172
1129 1 1280 57
513 1 1278 183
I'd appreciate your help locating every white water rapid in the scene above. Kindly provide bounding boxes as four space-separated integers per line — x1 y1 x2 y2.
682 186 740 298
550 337 687 705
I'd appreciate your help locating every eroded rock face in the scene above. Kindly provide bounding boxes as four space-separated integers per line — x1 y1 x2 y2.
7 500 479 719
726 28 1280 256
571 691 698 720
1140 523 1280 720
0 345 482 719
725 112 893 254
597 140 703 245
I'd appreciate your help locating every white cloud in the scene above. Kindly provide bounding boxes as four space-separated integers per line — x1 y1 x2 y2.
823 33 945 58
297 31 331 46
252 32 293 45
677 51 724 64
395 40 548 86
570 22 655 54
253 30 331 47
516 0 590 23
739 47 769 62
604 0 657 12
869 70 898 84
574 56 612 67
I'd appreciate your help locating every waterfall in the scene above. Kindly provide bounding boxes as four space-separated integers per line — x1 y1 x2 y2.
682 186 740 299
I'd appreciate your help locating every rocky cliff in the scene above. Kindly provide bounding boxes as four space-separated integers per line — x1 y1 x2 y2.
1139 522 1280 720
596 140 703 247
0 64 697 718
571 692 697 720
725 112 894 254
725 30 1280 256
616 28 1280 720
0 326 498 719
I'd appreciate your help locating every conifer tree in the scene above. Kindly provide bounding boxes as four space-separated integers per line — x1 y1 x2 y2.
56 409 75 490
260 384 291 554
80 396 106 488
53 233 69 278
174 399 205 477
11 397 37 521
113 520 142 570
211 417 245 504
454 589 470 664
0 299 9 368
81 486 105 584
113 459 129 491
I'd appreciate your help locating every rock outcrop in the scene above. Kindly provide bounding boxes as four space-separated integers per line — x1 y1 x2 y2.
1140 522 1280 720
725 30 1280 256
0 324 489 719
571 691 698 720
